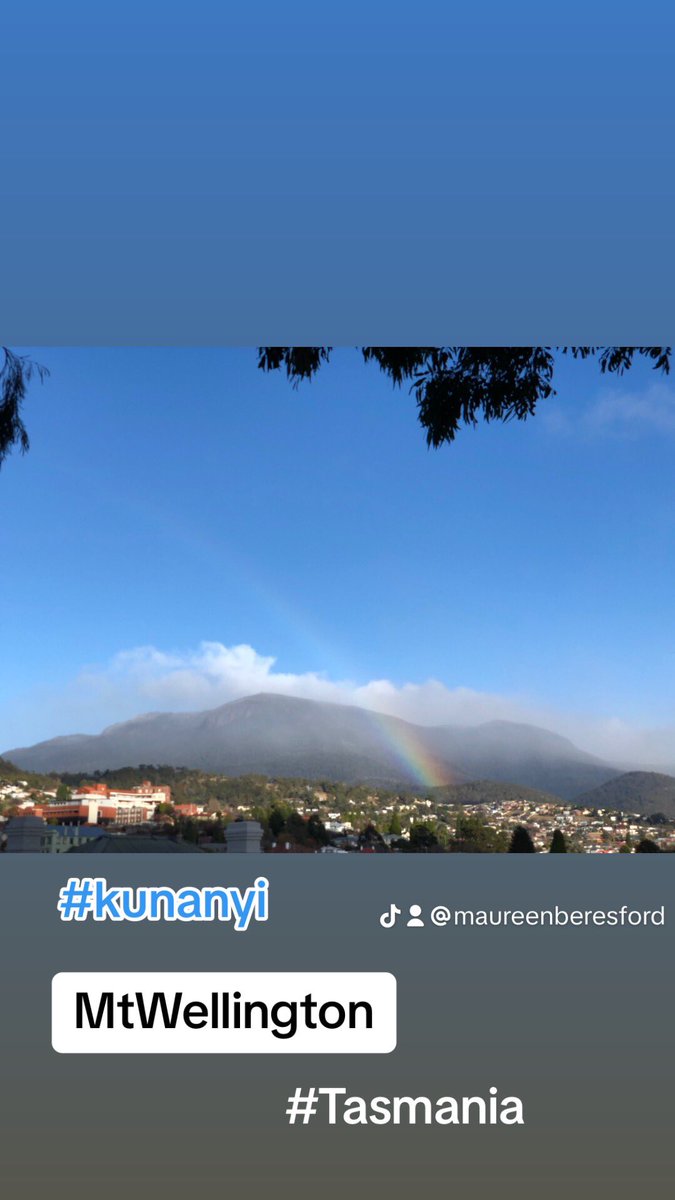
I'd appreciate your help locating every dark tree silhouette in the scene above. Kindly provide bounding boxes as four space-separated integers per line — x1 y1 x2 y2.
408 821 440 852
258 347 671 448
2 346 672 469
509 825 536 853
306 812 329 846
268 806 286 838
0 348 49 468
358 822 387 852
635 838 662 853
549 829 568 853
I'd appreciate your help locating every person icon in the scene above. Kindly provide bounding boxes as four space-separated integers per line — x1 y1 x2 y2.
407 904 424 927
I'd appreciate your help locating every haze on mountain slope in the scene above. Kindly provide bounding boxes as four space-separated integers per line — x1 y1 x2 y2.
3 692 621 801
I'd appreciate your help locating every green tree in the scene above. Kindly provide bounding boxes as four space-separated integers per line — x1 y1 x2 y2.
209 813 226 843
176 816 200 844
306 813 329 846
549 829 568 853
55 782 72 804
435 821 451 849
388 810 402 836
268 805 287 838
258 347 671 449
509 825 536 853
452 809 507 853
408 821 439 852
285 811 309 845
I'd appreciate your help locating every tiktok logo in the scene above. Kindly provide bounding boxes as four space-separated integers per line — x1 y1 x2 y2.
379 903 402 928
379 903 426 928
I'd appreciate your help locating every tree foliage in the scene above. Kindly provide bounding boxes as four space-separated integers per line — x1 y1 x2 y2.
0 348 49 467
2 346 672 470
258 347 671 447
306 812 329 846
407 821 440 852
356 822 388 852
452 809 508 853
509 825 536 853
388 809 402 836
635 837 662 853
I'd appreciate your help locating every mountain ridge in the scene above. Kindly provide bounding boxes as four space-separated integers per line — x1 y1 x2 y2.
3 691 620 800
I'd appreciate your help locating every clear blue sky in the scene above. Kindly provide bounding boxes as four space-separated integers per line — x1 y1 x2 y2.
2 347 674 765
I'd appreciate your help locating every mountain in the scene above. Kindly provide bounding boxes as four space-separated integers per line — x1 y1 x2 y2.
4 695 457 788
574 771 675 820
424 719 620 799
3 693 619 799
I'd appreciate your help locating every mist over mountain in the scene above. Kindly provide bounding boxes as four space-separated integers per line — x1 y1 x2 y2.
424 719 620 798
4 692 620 799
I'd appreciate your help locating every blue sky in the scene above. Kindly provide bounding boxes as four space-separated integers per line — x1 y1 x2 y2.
2 347 675 766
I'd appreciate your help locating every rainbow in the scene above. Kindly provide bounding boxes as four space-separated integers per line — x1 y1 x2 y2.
126 500 457 789
365 707 454 790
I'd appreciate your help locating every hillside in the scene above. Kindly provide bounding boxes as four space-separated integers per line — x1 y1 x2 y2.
575 771 675 820
51 766 395 812
0 756 55 791
428 779 562 807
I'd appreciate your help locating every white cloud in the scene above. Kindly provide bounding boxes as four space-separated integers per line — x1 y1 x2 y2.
585 383 675 437
73 641 533 728
4 639 673 771
5 638 672 768
542 382 675 440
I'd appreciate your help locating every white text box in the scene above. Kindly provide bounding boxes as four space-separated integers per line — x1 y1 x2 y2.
52 971 397 1054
